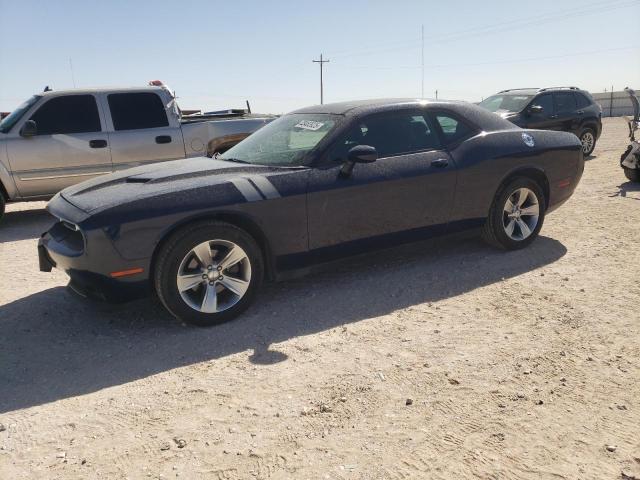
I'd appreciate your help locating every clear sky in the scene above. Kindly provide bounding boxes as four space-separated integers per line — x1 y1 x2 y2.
1 0 639 114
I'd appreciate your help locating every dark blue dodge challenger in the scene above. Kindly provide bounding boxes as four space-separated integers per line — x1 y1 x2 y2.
39 99 583 326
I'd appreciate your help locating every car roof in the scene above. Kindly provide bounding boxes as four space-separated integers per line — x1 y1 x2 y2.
497 86 589 96
39 86 167 97
293 98 474 115
291 98 517 132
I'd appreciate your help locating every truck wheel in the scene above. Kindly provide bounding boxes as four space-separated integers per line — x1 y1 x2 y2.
154 220 264 326
0 194 5 222
579 128 596 156
482 177 546 250
623 167 640 183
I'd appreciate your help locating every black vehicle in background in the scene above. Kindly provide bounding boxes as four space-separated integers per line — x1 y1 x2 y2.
479 87 602 156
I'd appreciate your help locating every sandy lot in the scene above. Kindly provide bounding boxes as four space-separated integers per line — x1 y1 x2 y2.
0 118 638 479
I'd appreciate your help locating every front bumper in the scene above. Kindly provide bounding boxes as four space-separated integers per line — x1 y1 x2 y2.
38 222 151 303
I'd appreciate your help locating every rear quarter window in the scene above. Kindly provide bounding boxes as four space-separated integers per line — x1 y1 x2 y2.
575 92 592 109
434 113 475 145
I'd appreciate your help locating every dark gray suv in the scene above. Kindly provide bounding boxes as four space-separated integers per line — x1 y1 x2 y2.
479 87 602 156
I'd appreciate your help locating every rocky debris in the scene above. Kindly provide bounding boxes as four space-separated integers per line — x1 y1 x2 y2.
0 424 5 432
405 398 413 406
606 445 617 452
173 438 187 449
160 442 171 451
319 404 332 413
535 400 544 405
56 452 66 459
339 396 347 403
448 378 460 385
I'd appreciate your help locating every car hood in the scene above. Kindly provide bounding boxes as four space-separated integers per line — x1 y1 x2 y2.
59 157 287 214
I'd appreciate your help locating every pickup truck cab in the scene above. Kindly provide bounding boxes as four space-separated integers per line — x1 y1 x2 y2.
0 85 273 220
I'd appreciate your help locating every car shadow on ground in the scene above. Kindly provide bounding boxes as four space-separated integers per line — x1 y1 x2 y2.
0 234 566 413
609 181 640 199
0 208 55 243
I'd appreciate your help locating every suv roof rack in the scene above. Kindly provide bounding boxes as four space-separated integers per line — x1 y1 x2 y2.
537 86 580 92
498 88 539 93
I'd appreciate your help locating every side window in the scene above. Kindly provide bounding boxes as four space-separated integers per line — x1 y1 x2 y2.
435 113 474 144
29 95 101 135
554 92 577 114
328 112 441 160
108 92 169 131
531 94 554 114
575 92 591 109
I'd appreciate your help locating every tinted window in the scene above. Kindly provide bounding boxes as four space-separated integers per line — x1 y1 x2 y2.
30 95 101 135
328 112 441 160
575 92 591 109
435 114 474 144
108 92 169 130
531 94 554 114
554 92 577 113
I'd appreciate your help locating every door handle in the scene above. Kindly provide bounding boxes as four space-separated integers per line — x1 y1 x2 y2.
89 139 108 148
155 135 172 144
549 114 559 119
577 110 584 115
431 158 449 168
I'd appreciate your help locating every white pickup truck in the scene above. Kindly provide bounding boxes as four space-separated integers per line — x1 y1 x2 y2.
0 84 274 220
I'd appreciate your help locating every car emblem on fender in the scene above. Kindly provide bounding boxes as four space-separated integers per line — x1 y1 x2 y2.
522 132 535 147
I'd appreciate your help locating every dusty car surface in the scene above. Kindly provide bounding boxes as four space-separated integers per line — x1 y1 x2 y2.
39 98 584 326
0 84 273 220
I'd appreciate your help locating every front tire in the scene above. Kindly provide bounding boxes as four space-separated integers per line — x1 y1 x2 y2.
154 221 264 326
623 166 640 182
579 128 596 156
482 177 546 250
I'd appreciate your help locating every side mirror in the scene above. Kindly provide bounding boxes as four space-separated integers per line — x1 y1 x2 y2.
20 120 37 137
529 105 544 115
340 145 378 178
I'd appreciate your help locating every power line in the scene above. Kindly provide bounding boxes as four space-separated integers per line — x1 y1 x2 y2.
338 46 638 71
312 54 330 104
327 0 637 60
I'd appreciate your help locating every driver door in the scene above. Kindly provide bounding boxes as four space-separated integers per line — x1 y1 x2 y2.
307 110 457 255
7 94 112 197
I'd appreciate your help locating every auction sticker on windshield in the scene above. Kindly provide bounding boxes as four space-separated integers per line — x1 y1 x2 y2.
295 120 325 131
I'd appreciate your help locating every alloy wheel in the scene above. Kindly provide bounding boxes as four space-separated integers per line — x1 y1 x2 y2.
502 187 540 241
581 131 594 155
176 239 252 313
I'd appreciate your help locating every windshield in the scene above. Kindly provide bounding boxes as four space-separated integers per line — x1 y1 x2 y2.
219 113 339 166
479 94 535 113
0 95 41 133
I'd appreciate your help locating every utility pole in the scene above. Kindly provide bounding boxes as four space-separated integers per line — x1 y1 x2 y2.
69 58 76 88
312 54 330 104
435 89 438 100
421 25 425 98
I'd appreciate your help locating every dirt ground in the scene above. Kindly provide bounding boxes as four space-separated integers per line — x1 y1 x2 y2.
0 117 638 480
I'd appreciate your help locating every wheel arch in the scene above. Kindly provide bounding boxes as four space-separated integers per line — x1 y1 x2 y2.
149 211 276 285
0 179 8 201
496 167 550 210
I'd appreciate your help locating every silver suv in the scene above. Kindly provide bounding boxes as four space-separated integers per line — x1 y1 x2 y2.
0 85 273 221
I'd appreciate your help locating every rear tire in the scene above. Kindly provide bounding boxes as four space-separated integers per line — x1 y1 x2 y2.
0 194 5 223
623 166 640 183
579 128 596 156
154 221 264 326
482 177 546 250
